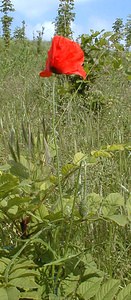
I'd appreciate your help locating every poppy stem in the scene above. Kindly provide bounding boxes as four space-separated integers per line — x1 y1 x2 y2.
52 77 63 214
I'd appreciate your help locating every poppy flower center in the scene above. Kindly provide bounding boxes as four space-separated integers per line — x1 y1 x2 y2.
50 66 62 74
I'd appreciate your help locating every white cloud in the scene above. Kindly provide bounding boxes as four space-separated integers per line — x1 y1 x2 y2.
12 0 58 19
26 21 55 41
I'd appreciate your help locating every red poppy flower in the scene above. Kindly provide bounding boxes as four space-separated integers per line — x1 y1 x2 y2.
39 35 86 79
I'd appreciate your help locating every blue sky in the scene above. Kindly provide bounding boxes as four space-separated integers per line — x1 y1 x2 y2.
0 0 130 40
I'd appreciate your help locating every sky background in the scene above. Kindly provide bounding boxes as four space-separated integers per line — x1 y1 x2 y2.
0 0 130 40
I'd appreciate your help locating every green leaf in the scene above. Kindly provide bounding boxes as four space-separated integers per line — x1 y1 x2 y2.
9 160 29 179
0 261 6 274
8 205 18 215
116 283 131 300
62 274 80 296
86 193 102 214
127 75 131 80
91 150 111 158
62 163 76 175
73 152 86 165
7 196 31 209
0 288 8 300
20 291 41 299
106 215 128 226
0 287 19 300
77 277 103 299
38 203 49 220
6 287 20 300
9 276 39 289
102 193 125 216
106 144 125 151
95 279 120 300
9 268 39 280
11 259 37 272
0 173 19 199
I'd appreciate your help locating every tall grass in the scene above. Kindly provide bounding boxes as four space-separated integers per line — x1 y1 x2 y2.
0 39 131 298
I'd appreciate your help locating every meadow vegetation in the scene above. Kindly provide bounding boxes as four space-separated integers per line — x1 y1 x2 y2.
0 1 131 299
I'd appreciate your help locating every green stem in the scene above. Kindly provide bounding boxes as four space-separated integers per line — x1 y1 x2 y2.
52 77 63 214
64 163 82 256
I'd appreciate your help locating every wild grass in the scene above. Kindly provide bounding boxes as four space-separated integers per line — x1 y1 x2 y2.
0 39 131 298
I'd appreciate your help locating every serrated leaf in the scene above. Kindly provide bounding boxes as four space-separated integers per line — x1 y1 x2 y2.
9 276 39 289
9 268 39 280
116 283 131 300
62 274 79 296
77 277 103 299
95 279 120 300
11 259 37 272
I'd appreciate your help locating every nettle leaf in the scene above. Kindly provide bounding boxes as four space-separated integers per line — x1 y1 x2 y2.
73 152 86 165
11 259 37 272
0 287 20 300
9 276 39 289
106 214 128 226
77 277 103 299
61 274 80 296
9 268 39 280
116 283 131 300
95 279 120 300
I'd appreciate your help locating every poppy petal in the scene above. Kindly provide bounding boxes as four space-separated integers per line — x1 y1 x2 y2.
39 35 86 79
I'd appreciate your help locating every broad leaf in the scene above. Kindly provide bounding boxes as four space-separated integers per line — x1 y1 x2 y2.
0 287 19 300
9 276 39 289
106 215 128 226
95 279 120 300
77 277 103 299
116 283 131 300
